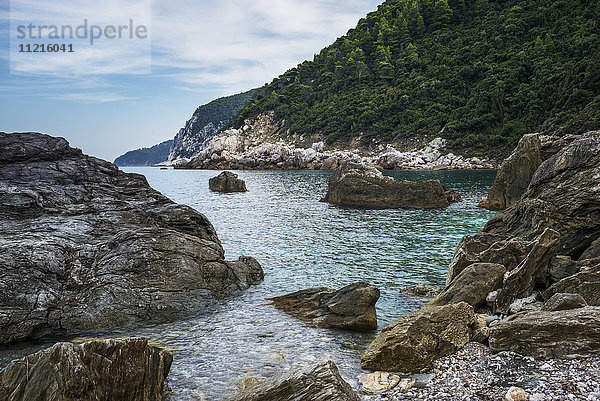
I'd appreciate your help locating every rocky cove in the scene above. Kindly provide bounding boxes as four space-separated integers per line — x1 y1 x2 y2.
1 132 600 401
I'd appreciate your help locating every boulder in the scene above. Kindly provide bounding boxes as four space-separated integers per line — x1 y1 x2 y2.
268 282 379 331
548 256 579 282
321 161 460 209
0 338 172 401
541 293 588 312
447 234 532 284
400 284 442 297
542 262 600 306
0 133 264 344
494 228 560 314
429 263 506 308
358 371 401 394
209 171 247 192
579 237 600 261
483 131 600 258
489 307 600 359
225 360 360 401
479 133 542 210
361 302 474 372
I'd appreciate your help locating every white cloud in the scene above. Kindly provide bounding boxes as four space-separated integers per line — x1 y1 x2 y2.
50 92 135 103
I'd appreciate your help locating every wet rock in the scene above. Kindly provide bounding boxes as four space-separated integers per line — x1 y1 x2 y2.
226 360 360 401
549 256 579 282
479 133 542 211
542 262 600 306
0 337 172 401
0 133 264 344
494 228 560 314
542 293 588 312
400 284 442 297
447 234 532 284
359 371 401 394
321 161 460 209
361 302 474 372
209 171 247 192
430 263 506 308
483 131 600 258
489 307 600 359
268 282 379 331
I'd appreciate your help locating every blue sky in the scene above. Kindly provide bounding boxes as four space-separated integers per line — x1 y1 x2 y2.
0 0 381 161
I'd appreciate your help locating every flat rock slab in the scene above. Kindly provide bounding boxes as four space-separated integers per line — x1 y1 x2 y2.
209 171 247 192
269 282 379 331
489 307 600 359
0 337 172 401
0 133 263 344
321 161 461 209
226 360 360 401
361 302 474 373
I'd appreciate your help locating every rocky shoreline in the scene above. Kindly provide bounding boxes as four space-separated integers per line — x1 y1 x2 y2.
171 113 495 171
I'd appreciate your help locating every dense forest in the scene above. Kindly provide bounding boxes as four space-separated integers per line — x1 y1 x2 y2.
237 0 600 156
114 140 173 166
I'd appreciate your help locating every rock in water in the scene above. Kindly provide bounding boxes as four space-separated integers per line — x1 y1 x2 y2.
268 282 379 331
0 337 172 401
483 131 600 258
0 133 264 344
209 171 247 192
543 262 600 306
361 302 474 372
489 307 600 359
479 133 542 210
429 263 506 308
321 161 460 209
225 360 360 401
400 284 442 298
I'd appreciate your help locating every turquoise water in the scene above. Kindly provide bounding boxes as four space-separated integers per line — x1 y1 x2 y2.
122 168 497 400
0 168 497 400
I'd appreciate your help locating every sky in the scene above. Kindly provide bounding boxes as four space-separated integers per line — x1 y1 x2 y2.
0 0 382 161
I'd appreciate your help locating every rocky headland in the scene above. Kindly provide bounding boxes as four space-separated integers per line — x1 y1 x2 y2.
0 132 264 345
321 161 462 209
172 113 495 171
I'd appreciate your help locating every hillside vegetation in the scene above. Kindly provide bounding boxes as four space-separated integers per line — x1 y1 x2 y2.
237 0 600 156
114 140 173 166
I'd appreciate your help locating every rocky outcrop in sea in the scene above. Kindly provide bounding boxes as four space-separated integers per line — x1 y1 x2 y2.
0 132 264 344
321 161 462 209
172 113 495 171
209 171 247 192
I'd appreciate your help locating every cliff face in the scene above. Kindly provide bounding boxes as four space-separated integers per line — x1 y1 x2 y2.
168 119 226 162
0 132 263 345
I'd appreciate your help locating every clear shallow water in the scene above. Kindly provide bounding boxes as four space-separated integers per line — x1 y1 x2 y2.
0 168 497 400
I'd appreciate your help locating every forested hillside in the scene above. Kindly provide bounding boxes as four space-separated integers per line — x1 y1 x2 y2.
237 0 600 156
114 140 173 166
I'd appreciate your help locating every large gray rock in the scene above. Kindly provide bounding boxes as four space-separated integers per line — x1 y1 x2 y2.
447 234 532 284
0 337 172 401
0 133 264 344
479 133 542 210
321 161 461 209
269 282 379 331
361 302 474 373
483 131 600 258
541 293 588 312
579 237 600 261
430 263 506 308
543 262 600 306
489 307 600 359
209 171 247 192
494 228 560 314
226 360 360 401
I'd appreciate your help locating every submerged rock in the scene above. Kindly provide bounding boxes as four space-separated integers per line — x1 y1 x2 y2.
321 161 461 209
268 282 379 331
0 337 172 401
361 302 474 372
209 171 247 192
400 284 443 298
479 133 542 210
489 307 600 359
226 360 360 401
0 133 264 344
